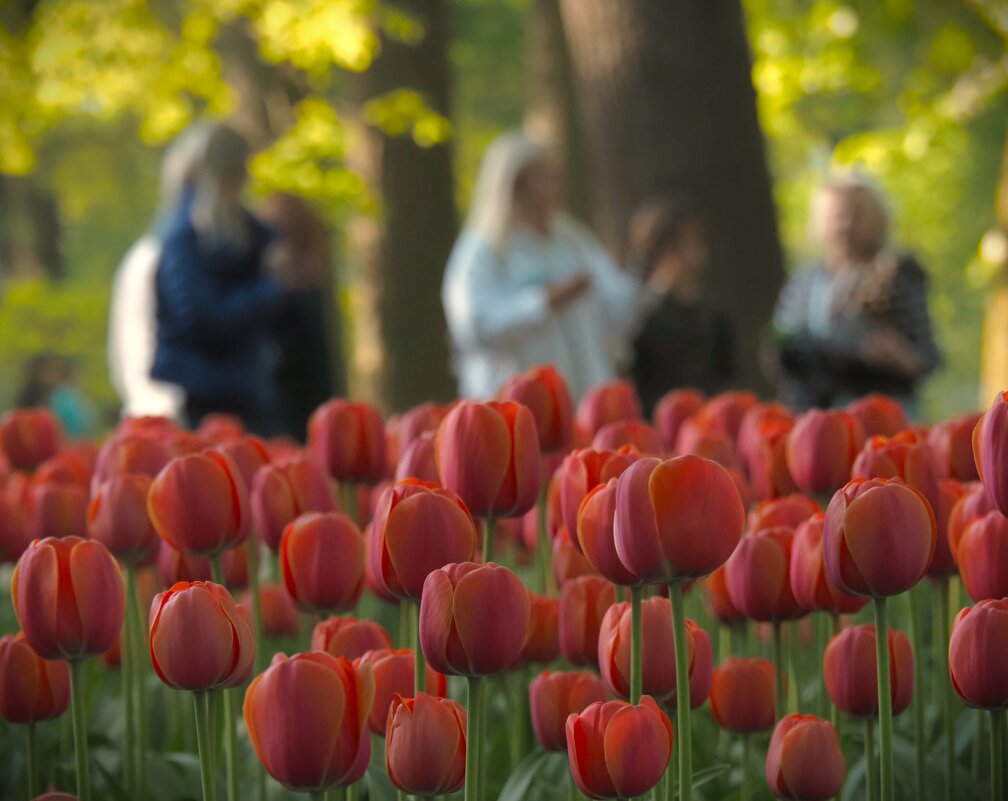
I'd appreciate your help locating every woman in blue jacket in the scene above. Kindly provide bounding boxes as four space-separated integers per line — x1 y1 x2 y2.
152 124 295 433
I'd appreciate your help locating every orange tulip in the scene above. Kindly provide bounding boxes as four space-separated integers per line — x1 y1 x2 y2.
559 575 615 665
765 714 845 801
148 451 250 556
354 649 447 735
566 696 672 799
786 409 863 495
435 401 541 519
725 526 805 621
789 515 868 615
280 512 364 613
0 632 70 723
250 456 336 552
577 478 638 585
244 652 373 791
948 598 1008 708
823 624 913 717
957 511 1008 601
419 561 530 676
312 616 393 661
710 657 776 733
847 394 908 438
148 581 254 690
12 537 124 660
385 693 466 796
928 412 981 481
309 399 388 483
87 475 158 565
653 389 705 451
0 409 60 471
737 403 793 465
519 593 560 666
851 431 941 513
498 364 574 453
576 381 642 436
529 670 608 751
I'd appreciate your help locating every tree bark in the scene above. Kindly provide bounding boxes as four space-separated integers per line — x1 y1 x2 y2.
558 0 783 392
347 0 457 412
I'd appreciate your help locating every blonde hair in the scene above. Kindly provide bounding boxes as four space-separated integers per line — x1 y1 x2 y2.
465 132 551 253
158 122 213 219
191 124 251 250
811 172 890 260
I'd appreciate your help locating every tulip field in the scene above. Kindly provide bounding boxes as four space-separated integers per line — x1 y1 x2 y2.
4 367 1008 801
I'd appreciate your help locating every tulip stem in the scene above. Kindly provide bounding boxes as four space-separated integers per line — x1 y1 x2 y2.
194 691 215 801
740 734 751 801
482 518 496 563
70 659 91 801
413 603 426 694
630 585 643 705
246 537 266 673
992 708 1006 801
865 718 878 801
220 688 238 801
873 597 894 801
939 578 955 801
399 599 411 649
786 621 798 715
536 488 554 597
343 483 360 528
26 721 38 799
210 554 225 586
346 783 358 801
128 566 148 796
465 676 483 801
772 620 785 720
308 792 325 801
908 588 926 801
830 614 841 733
670 581 693 801
122 582 136 795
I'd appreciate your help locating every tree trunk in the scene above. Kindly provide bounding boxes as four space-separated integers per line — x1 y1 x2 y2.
347 0 457 412
558 0 783 392
0 175 63 280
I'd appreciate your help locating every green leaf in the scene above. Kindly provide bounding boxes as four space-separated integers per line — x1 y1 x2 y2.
498 750 552 801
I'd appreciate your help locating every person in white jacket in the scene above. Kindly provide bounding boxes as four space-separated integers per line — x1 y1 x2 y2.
107 124 211 420
443 132 658 401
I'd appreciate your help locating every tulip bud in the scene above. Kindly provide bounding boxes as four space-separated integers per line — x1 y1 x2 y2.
148 451 250 556
87 475 158 565
12 537 124 660
577 478 639 585
529 670 608 751
823 478 936 597
519 593 560 666
957 511 1008 601
0 409 60 471
823 624 913 717
419 561 530 676
498 364 574 453
29 481 88 540
0 487 29 564
928 412 981 481
397 402 450 453
250 457 336 552
566 696 672 799
148 581 254 690
744 419 798 501
576 381 642 436
559 575 615 665
312 616 393 661
699 391 759 442
673 418 737 468
766 714 845 801
851 431 941 514
244 652 373 791
614 455 745 584
239 582 298 638
394 432 439 483
385 693 466 796
975 392 1008 519
556 448 637 549
653 389 705 451
197 413 245 443
309 399 388 484
710 657 776 733
435 401 541 519
948 482 997 560
0 632 70 723
749 495 821 533
949 598 1008 708
552 526 596 586
355 649 447 735
370 480 477 601
786 409 863 495
927 479 965 578
703 565 746 626
725 527 805 622
156 541 247 589
789 515 868 615
847 394 908 438
592 421 663 455
280 512 365 613
90 435 171 492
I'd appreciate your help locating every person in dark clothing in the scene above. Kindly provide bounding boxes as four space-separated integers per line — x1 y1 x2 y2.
257 193 347 441
770 175 941 415
627 197 735 416
151 124 301 433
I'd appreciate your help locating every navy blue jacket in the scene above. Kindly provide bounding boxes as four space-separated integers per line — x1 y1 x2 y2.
151 195 287 412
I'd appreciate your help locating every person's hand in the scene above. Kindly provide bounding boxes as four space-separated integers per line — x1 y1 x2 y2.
547 273 592 311
859 327 923 377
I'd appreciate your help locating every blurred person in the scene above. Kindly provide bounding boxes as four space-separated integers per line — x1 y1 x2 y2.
152 124 307 433
108 123 212 421
626 197 734 416
15 352 96 438
442 131 661 401
258 193 346 440
770 174 940 414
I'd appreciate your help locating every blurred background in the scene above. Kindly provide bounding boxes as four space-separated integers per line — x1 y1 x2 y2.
1 0 1006 424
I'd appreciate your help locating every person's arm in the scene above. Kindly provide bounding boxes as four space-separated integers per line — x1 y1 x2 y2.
877 256 942 377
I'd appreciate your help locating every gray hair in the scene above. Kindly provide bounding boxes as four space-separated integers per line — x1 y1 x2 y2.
158 122 214 220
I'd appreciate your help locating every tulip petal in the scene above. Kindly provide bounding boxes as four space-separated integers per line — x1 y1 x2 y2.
603 702 671 798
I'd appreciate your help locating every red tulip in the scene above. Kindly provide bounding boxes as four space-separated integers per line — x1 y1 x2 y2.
0 486 28 563
673 417 737 468
12 537 124 660
197 413 245 444
974 392 1008 518
34 452 91 488
556 449 637 550
385 693 466 796
90 434 171 491
703 565 746 626
566 696 672 799
948 482 997 561
148 451 250 556
394 431 440 483
364 523 399 605
419 561 530 676
653 389 705 451
240 582 298 638
749 495 821 533
698 391 759 443
786 409 864 495
948 598 1008 708
725 527 805 621
559 575 616 665
847 394 908 438
0 409 60 471
280 512 364 613
823 478 936 597
552 526 597 586
244 652 373 791
29 481 88 540
789 515 868 614
354 649 447 734
744 419 798 501
498 364 574 453
0 632 70 723
309 399 387 483
927 479 965 578
613 455 745 583
87 475 158 565
369 479 477 601
397 402 450 453
957 511 1008 601
823 624 913 717
592 421 662 455
435 401 541 519
766 714 845 801
928 412 981 481
710 657 776 733
851 431 941 514
519 593 560 666
529 670 608 751
214 436 271 489
312 616 393 661
156 541 247 589
250 457 336 552
576 381 642 436
577 478 638 585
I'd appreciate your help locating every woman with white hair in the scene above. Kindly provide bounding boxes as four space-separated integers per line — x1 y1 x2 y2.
442 132 658 400
771 174 941 412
